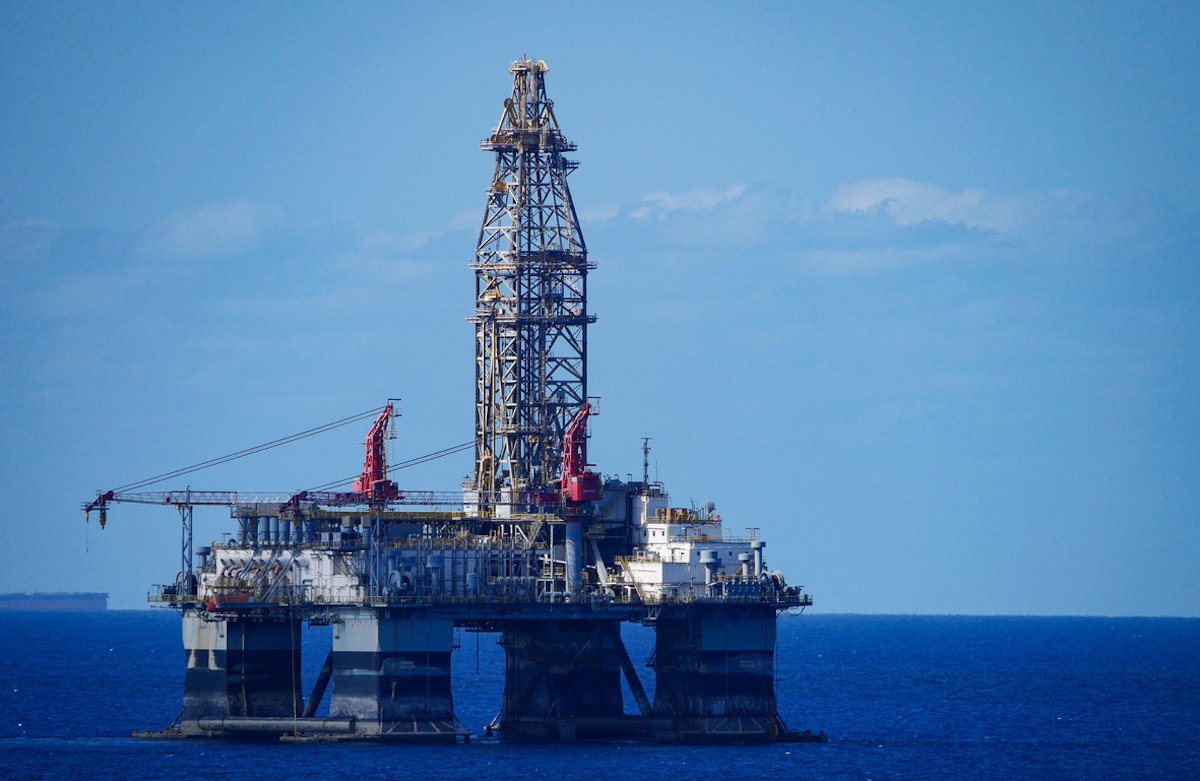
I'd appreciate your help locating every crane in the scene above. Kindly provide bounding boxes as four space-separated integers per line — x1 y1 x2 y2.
561 402 600 502
80 398 584 593
83 403 405 525
352 401 400 503
79 400 459 591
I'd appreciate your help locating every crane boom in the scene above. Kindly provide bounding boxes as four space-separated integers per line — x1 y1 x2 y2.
82 399 408 528
561 403 600 502
82 488 476 524
352 401 400 503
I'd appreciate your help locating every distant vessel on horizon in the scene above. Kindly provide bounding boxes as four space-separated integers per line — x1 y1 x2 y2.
0 592 108 612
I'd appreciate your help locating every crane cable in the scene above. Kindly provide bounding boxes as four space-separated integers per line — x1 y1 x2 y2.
306 440 474 492
112 406 387 492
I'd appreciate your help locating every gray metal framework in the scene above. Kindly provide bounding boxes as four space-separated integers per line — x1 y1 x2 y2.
471 58 595 509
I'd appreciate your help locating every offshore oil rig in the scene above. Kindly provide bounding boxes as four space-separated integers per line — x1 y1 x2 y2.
85 58 816 743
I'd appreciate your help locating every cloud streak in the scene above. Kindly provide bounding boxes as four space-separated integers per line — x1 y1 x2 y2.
829 178 1026 234
587 176 1183 274
137 199 285 260
631 184 747 219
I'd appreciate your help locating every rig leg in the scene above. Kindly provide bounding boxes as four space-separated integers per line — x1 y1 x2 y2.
302 649 334 718
180 609 303 735
499 619 625 740
607 622 652 716
328 609 460 739
652 605 780 742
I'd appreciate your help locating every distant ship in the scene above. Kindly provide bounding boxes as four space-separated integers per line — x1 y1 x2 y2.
0 592 108 611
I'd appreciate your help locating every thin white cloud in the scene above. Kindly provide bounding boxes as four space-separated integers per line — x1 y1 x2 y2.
634 184 747 219
137 199 285 259
796 244 981 275
825 178 1166 252
579 204 620 221
829 178 1028 233
334 224 439 282
588 177 1173 275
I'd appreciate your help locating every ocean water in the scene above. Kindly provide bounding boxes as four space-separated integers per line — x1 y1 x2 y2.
1 611 1197 780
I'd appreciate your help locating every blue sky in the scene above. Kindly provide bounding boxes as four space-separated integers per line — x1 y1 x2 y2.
1 2 1197 614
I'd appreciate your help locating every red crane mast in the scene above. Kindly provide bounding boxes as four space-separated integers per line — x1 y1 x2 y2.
561 403 600 502
353 401 399 503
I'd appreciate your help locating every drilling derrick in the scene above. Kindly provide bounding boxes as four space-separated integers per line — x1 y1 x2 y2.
472 58 595 512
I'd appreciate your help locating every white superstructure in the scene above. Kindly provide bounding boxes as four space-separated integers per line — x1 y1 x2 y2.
618 485 773 601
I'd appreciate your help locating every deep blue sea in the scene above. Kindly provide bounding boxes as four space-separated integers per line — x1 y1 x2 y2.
1 611 1197 779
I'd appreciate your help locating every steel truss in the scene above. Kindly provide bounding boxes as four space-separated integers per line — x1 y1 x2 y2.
471 58 595 510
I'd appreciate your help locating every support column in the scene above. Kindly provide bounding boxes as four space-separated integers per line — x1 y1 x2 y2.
329 609 459 738
565 520 582 599
652 605 780 741
499 619 624 740
180 608 303 733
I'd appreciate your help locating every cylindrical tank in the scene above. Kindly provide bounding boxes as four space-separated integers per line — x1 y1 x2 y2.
565 519 582 599
738 552 754 579
427 552 443 594
268 517 280 547
751 539 766 577
699 549 719 585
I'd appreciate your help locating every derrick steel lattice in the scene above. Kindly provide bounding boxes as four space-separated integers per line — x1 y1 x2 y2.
471 58 595 509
